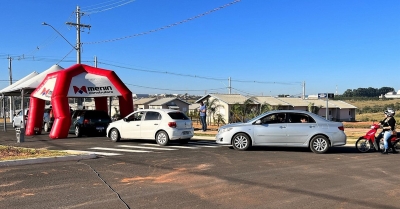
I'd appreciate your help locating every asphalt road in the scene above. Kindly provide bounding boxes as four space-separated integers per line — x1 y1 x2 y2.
1 126 400 209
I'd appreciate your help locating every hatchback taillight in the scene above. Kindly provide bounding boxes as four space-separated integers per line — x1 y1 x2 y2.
84 119 89 124
168 122 177 128
338 126 344 131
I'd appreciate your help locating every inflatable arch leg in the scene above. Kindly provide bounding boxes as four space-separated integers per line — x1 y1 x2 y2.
26 97 45 135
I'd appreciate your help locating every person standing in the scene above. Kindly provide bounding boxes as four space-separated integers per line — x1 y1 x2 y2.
199 101 207 132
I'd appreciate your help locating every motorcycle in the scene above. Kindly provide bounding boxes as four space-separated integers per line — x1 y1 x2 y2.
355 124 400 153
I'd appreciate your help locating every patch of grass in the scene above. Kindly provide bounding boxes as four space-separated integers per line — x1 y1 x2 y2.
0 146 69 161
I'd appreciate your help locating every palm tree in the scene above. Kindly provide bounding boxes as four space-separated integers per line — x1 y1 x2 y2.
204 98 222 125
229 98 258 122
308 102 321 114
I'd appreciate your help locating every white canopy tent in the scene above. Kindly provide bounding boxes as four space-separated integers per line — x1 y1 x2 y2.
1 64 64 137
2 64 64 96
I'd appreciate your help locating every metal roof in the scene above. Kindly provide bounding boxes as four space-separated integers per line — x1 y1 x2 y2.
133 97 157 105
200 94 251 104
253 96 291 106
148 97 190 106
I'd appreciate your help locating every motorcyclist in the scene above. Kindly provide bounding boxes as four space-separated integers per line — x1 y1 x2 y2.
380 109 398 154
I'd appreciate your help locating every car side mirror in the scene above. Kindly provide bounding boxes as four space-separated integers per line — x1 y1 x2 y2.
254 120 262 125
123 118 127 122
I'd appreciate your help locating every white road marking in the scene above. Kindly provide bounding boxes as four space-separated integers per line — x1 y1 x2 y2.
117 145 177 151
64 150 121 156
89 147 152 153
140 143 199 149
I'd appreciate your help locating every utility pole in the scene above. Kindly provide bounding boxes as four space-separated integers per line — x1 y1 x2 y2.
228 77 231 94
66 6 91 109
8 56 13 124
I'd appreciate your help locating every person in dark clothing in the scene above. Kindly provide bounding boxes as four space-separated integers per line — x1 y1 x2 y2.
380 109 398 154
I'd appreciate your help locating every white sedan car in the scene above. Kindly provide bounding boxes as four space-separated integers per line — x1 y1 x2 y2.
106 109 194 145
216 110 347 154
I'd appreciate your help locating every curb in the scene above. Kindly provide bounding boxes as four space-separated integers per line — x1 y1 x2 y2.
0 153 97 167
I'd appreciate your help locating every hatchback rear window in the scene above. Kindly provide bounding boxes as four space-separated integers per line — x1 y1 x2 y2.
85 111 111 120
168 112 189 120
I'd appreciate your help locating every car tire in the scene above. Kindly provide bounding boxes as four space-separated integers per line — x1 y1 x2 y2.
355 138 371 153
110 128 121 142
44 123 49 132
232 133 251 151
156 131 169 146
310 135 329 154
75 126 82 137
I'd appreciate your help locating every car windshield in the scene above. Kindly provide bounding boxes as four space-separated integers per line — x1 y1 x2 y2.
168 112 189 120
246 111 271 123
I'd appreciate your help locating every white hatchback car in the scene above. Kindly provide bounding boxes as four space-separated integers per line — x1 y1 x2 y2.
12 109 29 128
106 109 194 145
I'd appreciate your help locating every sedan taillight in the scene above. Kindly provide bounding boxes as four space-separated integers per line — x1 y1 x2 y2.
84 119 89 124
338 126 344 131
168 122 177 128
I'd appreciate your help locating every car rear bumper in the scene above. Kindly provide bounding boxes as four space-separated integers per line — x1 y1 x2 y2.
169 128 194 140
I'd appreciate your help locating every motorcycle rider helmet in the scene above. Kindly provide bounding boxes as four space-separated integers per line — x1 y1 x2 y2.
385 109 395 117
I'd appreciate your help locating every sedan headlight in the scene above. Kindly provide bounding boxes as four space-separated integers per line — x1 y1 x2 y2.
219 127 232 134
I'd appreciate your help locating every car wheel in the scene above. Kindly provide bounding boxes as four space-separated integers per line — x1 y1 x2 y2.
44 123 49 132
156 131 169 146
310 135 329 154
110 129 121 142
232 133 251 151
75 126 82 137
355 138 371 153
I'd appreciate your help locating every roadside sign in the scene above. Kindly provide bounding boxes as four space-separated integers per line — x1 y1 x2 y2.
318 93 334 98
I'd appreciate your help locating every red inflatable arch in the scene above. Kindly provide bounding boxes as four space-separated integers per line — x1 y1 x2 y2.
26 64 133 139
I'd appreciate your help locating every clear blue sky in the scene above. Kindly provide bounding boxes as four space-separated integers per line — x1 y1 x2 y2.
1 0 399 97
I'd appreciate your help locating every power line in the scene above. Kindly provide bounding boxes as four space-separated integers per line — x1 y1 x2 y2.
98 61 227 81
125 83 226 92
83 0 242 44
82 0 136 14
98 61 302 85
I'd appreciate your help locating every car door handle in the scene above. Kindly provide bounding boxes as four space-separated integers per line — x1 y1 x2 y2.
154 123 158 125
136 124 140 126
279 126 286 129
309 125 316 128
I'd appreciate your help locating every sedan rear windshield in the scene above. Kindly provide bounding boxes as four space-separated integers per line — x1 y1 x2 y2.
85 111 111 121
168 112 189 120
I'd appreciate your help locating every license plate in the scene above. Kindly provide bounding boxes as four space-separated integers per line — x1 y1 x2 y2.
96 127 104 130
182 131 190 135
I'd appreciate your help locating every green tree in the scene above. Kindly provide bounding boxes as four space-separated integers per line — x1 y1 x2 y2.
308 102 321 114
204 98 222 125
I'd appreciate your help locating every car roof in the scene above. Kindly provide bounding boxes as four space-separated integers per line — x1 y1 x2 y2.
134 109 182 113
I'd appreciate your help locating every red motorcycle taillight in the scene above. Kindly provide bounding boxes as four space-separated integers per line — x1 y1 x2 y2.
338 126 344 131
168 122 177 128
84 119 89 124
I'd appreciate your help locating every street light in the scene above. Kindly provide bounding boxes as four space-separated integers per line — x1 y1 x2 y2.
42 22 77 51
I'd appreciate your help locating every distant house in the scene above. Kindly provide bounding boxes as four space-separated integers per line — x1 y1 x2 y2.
132 94 149 99
188 103 200 115
380 90 400 99
134 97 157 110
267 97 357 121
148 98 190 112
252 96 291 110
196 94 357 123
196 94 255 124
